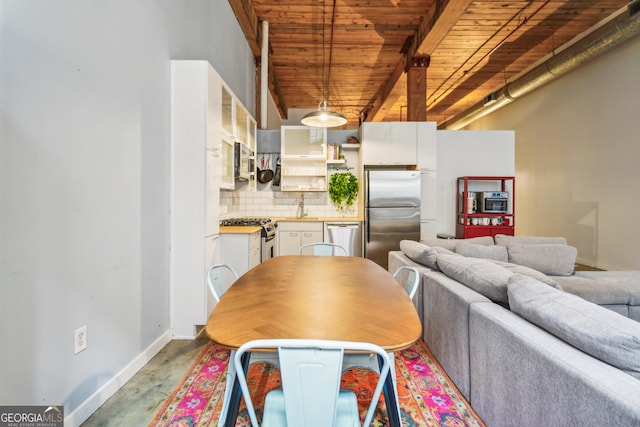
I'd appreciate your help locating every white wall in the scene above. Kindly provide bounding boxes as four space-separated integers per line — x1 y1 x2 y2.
466 33 640 270
437 131 516 235
0 1 253 424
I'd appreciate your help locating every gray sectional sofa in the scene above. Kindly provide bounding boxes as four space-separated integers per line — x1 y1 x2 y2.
388 235 640 427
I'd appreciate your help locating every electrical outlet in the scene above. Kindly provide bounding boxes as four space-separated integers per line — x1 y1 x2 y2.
75 325 87 354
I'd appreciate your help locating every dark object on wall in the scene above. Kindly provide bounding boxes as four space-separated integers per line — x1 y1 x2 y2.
258 155 274 183
272 157 281 186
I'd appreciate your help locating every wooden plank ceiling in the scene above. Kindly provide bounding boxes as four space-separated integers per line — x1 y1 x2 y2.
229 0 629 128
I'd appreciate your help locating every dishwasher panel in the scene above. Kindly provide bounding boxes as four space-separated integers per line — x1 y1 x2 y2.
324 222 362 257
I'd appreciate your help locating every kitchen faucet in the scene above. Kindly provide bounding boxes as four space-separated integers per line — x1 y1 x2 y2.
296 193 307 218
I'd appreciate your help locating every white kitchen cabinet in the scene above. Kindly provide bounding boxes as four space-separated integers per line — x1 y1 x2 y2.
170 60 223 338
361 122 417 165
277 221 324 255
220 134 235 189
417 122 437 170
248 115 257 152
280 126 327 191
420 169 437 219
420 219 438 239
420 168 438 239
220 81 257 191
220 230 261 277
417 123 438 238
221 84 233 137
235 102 248 146
360 122 388 165
205 149 220 236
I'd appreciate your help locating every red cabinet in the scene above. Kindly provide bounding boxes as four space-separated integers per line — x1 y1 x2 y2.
455 176 515 239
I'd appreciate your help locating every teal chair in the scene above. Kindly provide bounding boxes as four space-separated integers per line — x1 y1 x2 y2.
392 266 420 299
297 242 348 256
206 264 239 302
206 264 279 426
234 339 390 427
340 265 421 422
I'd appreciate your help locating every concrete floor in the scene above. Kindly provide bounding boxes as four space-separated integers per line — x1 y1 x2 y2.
81 335 209 427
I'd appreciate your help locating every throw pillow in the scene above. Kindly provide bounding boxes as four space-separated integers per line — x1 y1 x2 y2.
456 242 508 262
432 246 456 256
421 236 494 251
491 260 562 289
508 274 640 380
436 253 512 303
399 240 439 270
507 243 577 276
494 234 567 246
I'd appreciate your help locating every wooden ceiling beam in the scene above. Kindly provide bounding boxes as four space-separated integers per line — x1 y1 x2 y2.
366 0 473 122
228 0 260 54
228 0 288 120
417 0 473 55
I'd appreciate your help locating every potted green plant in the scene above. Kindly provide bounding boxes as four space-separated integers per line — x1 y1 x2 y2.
328 171 358 211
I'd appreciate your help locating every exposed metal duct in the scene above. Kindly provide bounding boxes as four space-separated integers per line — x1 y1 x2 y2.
441 1 640 130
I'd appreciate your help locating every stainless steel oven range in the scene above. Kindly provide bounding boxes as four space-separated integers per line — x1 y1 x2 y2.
219 217 276 262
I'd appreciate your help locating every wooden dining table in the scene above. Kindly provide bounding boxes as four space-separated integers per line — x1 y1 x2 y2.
206 255 422 427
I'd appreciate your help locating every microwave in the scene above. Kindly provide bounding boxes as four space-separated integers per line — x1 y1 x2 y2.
478 191 509 213
234 142 254 182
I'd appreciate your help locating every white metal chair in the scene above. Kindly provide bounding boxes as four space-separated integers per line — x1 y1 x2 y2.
339 266 421 422
297 242 348 256
392 266 421 300
234 339 390 427
206 264 239 302
206 264 280 427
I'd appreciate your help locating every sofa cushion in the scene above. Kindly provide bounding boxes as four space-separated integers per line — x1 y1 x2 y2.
421 236 494 252
553 275 630 305
494 234 567 246
436 253 513 303
507 243 577 276
575 271 640 305
508 274 640 380
400 240 439 270
491 260 561 289
456 242 508 262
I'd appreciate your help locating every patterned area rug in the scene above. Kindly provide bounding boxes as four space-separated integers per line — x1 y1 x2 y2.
150 340 485 426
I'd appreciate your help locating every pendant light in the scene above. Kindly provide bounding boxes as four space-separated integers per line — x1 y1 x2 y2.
301 0 347 128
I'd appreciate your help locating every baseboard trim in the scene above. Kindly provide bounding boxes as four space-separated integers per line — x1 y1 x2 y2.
576 257 611 271
63 330 172 427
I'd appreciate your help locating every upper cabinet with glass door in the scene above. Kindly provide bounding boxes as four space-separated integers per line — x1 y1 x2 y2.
220 82 257 191
221 84 234 138
280 126 327 191
282 126 326 157
234 102 248 145
220 133 235 190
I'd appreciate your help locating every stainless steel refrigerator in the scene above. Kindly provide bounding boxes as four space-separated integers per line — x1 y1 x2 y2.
365 170 421 269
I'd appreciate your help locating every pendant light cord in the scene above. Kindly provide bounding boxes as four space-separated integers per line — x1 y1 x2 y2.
321 0 326 103
301 0 346 126
325 0 337 106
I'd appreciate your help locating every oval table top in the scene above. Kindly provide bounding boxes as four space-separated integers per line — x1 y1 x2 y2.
206 255 422 352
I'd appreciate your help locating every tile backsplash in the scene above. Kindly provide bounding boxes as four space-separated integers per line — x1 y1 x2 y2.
220 187 358 219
